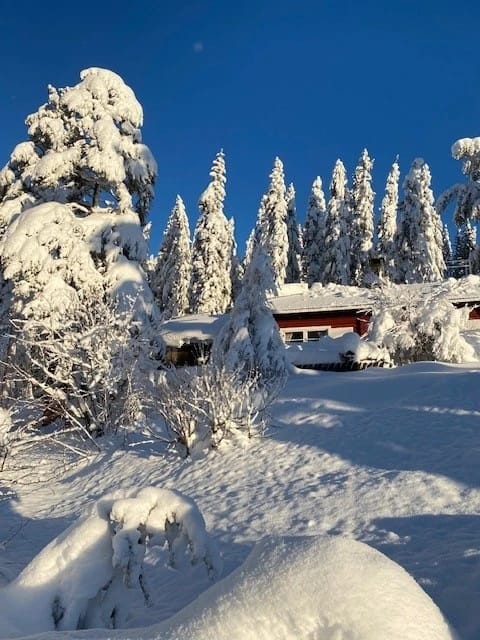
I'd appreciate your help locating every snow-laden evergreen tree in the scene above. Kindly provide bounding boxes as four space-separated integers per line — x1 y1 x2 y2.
442 224 453 265
0 68 158 321
247 157 288 288
394 158 445 283
350 149 375 286
0 68 156 228
189 151 234 314
213 240 287 392
230 253 244 303
151 195 191 319
302 176 327 285
376 159 400 282
285 183 303 283
437 137 480 226
0 68 159 419
322 160 351 285
454 220 476 261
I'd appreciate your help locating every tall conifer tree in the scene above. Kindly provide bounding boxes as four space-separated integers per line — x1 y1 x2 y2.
323 160 351 285
189 151 234 314
248 157 288 289
152 195 191 319
302 176 327 285
395 158 445 283
285 183 303 283
377 159 400 282
350 149 375 286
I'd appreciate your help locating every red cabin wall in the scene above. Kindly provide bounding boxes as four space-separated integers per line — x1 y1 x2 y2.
274 309 372 336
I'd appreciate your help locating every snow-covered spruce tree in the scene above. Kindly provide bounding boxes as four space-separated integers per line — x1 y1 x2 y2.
189 151 234 314
437 137 480 226
350 149 375 286
454 220 476 261
377 159 400 282
247 157 288 288
151 195 191 319
442 223 453 265
230 252 244 303
322 160 351 285
394 158 445 283
302 176 327 285
0 69 159 426
285 183 303 283
0 68 156 227
213 241 287 390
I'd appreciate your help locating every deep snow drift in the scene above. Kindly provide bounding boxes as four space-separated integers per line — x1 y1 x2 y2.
1 361 480 639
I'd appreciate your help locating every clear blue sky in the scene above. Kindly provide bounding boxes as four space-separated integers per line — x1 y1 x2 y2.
1 0 479 253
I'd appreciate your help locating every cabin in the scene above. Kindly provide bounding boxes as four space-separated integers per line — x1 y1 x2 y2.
158 278 480 368
269 279 480 345
159 314 227 366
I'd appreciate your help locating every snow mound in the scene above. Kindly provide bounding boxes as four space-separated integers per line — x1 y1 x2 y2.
156 535 454 640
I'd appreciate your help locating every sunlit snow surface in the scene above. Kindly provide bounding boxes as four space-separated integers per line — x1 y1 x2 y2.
2 362 480 638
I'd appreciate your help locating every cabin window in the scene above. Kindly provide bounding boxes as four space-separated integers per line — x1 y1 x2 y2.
285 331 304 343
307 329 328 341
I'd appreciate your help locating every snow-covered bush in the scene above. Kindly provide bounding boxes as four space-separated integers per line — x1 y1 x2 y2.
0 408 13 470
369 286 475 364
0 487 221 636
5 294 152 438
156 364 268 456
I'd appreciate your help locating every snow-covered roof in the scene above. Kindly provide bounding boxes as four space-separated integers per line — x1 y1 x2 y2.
159 314 227 347
269 277 480 315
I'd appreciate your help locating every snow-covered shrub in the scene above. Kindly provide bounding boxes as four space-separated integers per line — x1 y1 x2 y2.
369 286 475 364
156 364 268 456
0 487 221 636
0 408 13 470
5 294 152 438
0 406 44 471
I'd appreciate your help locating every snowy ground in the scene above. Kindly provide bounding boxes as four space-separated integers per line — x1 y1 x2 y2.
1 362 480 638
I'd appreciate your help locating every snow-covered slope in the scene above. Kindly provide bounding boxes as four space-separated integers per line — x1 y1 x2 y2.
1 362 480 638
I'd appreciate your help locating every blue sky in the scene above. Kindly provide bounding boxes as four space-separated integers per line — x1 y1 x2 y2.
1 1 479 253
